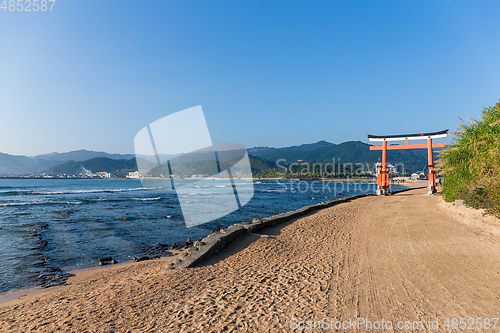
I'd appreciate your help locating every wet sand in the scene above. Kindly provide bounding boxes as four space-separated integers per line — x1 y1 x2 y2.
2 186 500 332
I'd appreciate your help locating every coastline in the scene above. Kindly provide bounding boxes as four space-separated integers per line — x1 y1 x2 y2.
0 178 389 299
0 182 418 308
0 183 416 308
3 183 500 331
0 249 189 309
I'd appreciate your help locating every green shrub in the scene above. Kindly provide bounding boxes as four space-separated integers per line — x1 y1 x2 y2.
438 101 500 217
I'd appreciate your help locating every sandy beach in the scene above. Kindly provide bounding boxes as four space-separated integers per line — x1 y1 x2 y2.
2 185 500 332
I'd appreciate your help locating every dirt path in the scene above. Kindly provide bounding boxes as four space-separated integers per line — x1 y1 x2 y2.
2 187 500 332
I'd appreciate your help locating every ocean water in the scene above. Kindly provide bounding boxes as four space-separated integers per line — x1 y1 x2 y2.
0 178 406 293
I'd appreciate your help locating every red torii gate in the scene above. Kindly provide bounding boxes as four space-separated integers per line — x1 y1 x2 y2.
367 130 448 195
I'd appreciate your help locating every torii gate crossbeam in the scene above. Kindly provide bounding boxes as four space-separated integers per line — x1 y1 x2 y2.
367 130 448 195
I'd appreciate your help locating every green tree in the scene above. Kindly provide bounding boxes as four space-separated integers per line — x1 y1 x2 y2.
438 101 500 217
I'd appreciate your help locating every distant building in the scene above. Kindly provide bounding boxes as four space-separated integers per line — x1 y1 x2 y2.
126 171 140 179
372 163 399 174
411 172 426 181
95 172 112 179
388 164 398 174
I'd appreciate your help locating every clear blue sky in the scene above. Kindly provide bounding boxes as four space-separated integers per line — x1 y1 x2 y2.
1 0 500 156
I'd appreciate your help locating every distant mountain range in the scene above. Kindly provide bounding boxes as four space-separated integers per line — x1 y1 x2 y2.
0 141 441 175
248 141 440 173
0 150 134 175
0 153 55 175
34 149 135 162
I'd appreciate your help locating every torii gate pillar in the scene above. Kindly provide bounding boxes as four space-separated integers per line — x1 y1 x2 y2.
376 140 389 195
427 138 436 195
368 130 448 196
